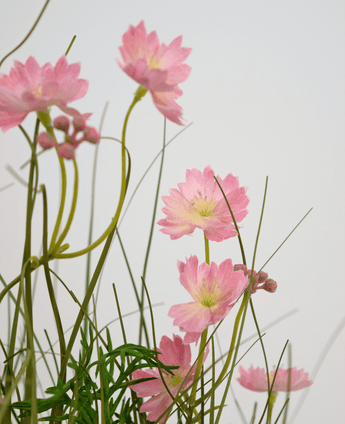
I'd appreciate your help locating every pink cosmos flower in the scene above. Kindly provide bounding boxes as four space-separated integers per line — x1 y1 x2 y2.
130 334 203 423
168 255 249 344
158 166 249 242
0 56 88 132
237 365 313 392
234 264 277 294
117 21 191 125
37 114 100 159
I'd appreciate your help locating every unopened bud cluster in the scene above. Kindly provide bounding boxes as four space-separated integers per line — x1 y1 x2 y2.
37 115 100 159
234 264 277 294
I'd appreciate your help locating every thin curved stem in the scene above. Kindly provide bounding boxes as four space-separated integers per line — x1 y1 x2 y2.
54 87 147 259
0 0 51 68
50 159 79 253
49 155 67 251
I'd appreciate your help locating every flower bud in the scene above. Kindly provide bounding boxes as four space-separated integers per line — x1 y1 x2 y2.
84 126 100 144
57 142 75 159
263 279 278 293
72 115 87 132
53 115 70 133
37 132 57 149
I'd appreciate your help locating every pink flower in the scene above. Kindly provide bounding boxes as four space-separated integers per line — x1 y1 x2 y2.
117 21 191 125
0 56 88 132
130 334 202 423
158 166 249 242
37 114 100 159
168 256 249 344
237 365 313 392
234 264 278 294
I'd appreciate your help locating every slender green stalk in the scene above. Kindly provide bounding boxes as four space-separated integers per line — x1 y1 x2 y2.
49 155 67 251
213 176 246 265
50 159 79 254
189 329 208 415
204 233 210 265
194 297 246 407
257 340 289 424
250 299 270 391
59 87 142 380
139 118 167 346
22 119 39 408
41 184 66 380
140 276 188 424
55 86 146 259
116 229 150 346
0 0 51 68
84 102 109 337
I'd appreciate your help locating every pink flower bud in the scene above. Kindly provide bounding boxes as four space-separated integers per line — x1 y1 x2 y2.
263 279 278 293
257 271 268 283
84 126 100 144
37 132 58 149
72 116 87 132
57 142 75 159
54 115 70 133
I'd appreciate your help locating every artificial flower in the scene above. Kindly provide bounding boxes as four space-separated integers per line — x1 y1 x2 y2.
234 264 277 294
130 334 203 423
158 166 249 242
37 114 100 159
0 56 88 132
237 365 313 392
117 21 191 124
168 255 248 343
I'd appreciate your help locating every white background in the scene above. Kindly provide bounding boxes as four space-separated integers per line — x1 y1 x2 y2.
0 1 344 423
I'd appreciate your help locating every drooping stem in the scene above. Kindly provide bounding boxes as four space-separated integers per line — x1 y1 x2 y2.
54 85 148 259
58 86 145 381
22 119 39 408
50 159 79 254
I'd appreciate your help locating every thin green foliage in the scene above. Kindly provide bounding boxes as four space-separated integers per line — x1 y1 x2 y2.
139 118 167 346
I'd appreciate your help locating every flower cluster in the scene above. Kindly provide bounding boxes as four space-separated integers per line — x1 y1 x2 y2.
37 115 100 159
237 365 313 392
234 264 278 294
117 21 191 125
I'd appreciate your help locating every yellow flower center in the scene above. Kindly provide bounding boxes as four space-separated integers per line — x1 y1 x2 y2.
190 189 215 218
170 373 182 387
149 56 162 69
33 82 43 98
200 282 220 308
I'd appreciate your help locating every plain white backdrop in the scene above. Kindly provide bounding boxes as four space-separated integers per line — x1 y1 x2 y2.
0 1 344 423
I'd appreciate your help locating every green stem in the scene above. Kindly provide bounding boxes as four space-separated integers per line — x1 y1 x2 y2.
194 296 246 407
58 87 144 381
204 233 210 265
22 119 39 408
50 159 79 254
49 155 67 251
189 329 208 415
41 184 66 382
54 86 147 259
139 118 166 346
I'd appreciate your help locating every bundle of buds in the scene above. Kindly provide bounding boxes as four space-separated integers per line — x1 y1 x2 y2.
37 115 100 159
234 264 278 294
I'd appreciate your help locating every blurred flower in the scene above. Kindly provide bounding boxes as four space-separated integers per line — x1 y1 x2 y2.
158 166 249 242
234 264 277 294
130 334 202 423
37 114 100 159
237 365 313 392
0 56 88 132
117 21 191 124
168 255 248 344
